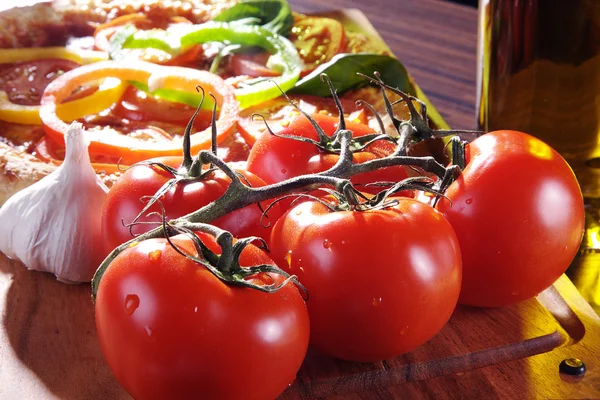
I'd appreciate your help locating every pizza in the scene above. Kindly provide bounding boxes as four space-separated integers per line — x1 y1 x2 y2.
0 0 418 206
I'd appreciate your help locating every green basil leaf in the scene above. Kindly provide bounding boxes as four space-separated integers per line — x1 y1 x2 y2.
213 0 293 36
290 53 416 97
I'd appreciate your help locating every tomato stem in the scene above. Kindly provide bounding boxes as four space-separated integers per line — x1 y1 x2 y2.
92 74 471 297
181 87 206 172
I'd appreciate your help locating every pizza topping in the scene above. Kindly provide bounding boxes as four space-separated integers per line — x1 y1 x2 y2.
112 21 302 108
212 0 294 36
0 77 127 125
112 85 212 131
95 13 205 65
0 122 108 283
180 22 301 108
289 16 347 76
40 60 238 165
0 47 108 65
0 58 79 106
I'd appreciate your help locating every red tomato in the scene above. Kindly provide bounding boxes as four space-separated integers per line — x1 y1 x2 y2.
269 197 462 362
237 95 368 146
246 113 407 196
95 232 310 400
101 157 282 252
436 130 585 307
0 59 78 105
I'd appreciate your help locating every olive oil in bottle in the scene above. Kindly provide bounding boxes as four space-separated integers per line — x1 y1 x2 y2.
477 0 600 313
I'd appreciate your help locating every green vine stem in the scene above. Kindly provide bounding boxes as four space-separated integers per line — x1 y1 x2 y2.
91 71 482 299
92 127 456 300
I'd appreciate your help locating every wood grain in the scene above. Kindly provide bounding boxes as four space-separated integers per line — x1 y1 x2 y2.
1 1 600 400
2 252 599 400
288 0 479 131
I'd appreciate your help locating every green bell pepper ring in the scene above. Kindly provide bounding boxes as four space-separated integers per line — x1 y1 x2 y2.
118 22 302 109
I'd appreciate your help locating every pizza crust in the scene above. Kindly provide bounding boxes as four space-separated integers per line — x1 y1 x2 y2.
0 0 398 206
0 142 56 205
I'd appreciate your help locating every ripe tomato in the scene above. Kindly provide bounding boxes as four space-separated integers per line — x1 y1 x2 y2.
95 232 310 400
269 197 462 362
237 95 368 146
436 130 585 307
101 157 282 253
246 113 407 196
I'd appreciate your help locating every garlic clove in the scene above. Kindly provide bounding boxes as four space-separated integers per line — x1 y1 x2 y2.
0 122 109 283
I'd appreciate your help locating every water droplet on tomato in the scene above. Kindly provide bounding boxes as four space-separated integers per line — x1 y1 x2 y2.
194 306 198 313
149 250 162 261
128 241 139 248
323 239 332 249
511 290 519 296
341 240 346 245
299 267 305 274
400 326 409 336
124 294 139 315
372 297 383 307
465 198 473 204
285 250 293 267
281 168 287 174
144 325 153 338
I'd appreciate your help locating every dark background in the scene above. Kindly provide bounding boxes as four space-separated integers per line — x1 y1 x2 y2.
449 0 477 6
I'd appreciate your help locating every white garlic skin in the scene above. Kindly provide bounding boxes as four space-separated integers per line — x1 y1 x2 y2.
0 123 109 283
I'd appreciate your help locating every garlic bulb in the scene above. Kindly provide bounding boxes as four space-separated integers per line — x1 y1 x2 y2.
0 123 109 283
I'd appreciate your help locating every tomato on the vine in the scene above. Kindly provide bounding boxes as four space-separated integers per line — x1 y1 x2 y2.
237 95 368 146
95 232 310 400
436 130 585 307
269 197 462 362
246 113 407 196
101 157 281 253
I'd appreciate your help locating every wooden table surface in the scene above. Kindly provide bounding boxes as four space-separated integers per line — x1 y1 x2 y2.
289 0 479 131
1 1 599 400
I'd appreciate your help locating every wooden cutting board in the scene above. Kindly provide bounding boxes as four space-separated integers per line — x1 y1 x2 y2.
1 254 599 400
1 6 599 400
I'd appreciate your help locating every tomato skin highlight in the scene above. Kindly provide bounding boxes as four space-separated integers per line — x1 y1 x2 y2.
95 233 310 400
437 130 585 308
270 198 462 362
101 156 281 253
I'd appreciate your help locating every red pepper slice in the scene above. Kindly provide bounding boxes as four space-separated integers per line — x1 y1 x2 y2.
40 60 238 165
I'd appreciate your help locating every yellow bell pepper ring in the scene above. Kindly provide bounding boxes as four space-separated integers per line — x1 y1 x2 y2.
0 78 127 125
0 47 108 65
